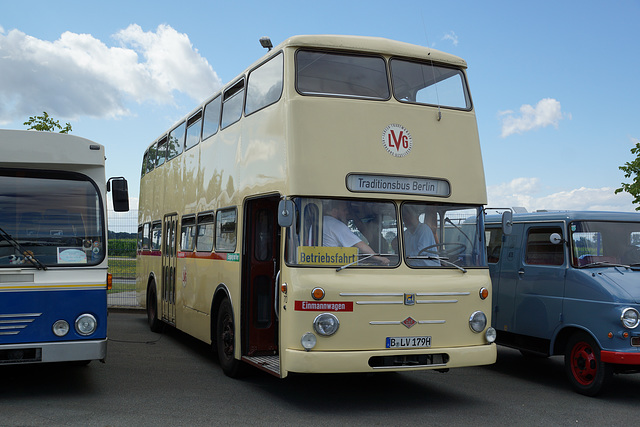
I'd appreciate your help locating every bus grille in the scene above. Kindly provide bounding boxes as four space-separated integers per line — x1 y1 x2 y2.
368 353 449 369
0 312 42 336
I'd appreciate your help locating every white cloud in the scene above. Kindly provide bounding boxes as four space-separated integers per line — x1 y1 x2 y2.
488 177 636 212
499 98 568 138
0 25 221 123
442 31 459 46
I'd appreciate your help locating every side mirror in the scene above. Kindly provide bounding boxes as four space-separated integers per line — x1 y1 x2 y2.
501 211 513 236
278 199 295 228
107 177 129 212
550 233 564 245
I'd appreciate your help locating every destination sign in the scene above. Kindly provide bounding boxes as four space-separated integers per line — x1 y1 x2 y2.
346 174 450 197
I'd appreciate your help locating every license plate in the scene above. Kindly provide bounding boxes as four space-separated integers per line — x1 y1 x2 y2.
386 336 431 348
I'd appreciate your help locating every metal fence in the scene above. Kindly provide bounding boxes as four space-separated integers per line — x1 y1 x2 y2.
107 209 140 308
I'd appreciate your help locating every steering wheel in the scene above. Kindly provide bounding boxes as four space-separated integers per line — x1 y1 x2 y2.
418 242 467 258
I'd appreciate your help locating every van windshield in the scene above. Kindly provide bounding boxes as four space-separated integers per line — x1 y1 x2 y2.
571 221 640 267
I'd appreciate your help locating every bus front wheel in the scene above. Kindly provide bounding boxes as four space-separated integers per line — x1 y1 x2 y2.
564 332 612 396
216 298 244 378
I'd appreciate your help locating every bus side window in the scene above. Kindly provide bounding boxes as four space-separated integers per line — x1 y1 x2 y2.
221 79 245 130
141 151 149 178
147 142 157 173
156 137 168 167
181 215 196 251
216 208 237 252
202 95 221 140
196 212 214 252
142 223 150 250
151 222 162 251
185 111 202 151
245 52 284 116
168 122 186 160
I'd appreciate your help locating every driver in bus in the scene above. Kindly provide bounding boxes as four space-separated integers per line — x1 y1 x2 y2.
322 200 390 265
402 205 440 266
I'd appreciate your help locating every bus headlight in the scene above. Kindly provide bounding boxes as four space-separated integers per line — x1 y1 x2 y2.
485 327 497 343
75 314 97 336
621 308 640 329
469 311 487 333
52 320 70 337
301 332 317 351
313 313 339 336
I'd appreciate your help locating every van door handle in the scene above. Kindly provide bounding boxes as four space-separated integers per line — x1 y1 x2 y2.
518 269 525 276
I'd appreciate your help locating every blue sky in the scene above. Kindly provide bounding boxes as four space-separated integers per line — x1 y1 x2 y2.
2 0 639 213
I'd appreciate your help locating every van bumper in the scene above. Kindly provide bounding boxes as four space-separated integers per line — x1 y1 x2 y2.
601 350 640 365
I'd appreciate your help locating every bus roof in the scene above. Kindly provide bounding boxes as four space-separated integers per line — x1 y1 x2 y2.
486 210 640 224
273 35 467 68
0 129 105 168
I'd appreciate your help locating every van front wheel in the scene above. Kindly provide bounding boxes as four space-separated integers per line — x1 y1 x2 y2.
564 332 612 396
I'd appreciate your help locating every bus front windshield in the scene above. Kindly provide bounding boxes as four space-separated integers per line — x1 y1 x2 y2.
0 170 105 268
571 221 640 267
285 198 486 269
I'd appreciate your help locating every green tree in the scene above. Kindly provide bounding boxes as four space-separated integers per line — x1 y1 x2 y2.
23 112 72 133
616 140 640 210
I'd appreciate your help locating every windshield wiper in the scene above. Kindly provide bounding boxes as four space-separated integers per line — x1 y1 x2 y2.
336 253 386 272
579 261 629 269
0 226 47 270
407 255 467 273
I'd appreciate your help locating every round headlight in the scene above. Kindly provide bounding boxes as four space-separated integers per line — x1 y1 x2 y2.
52 320 70 337
485 327 497 343
469 311 487 333
75 314 97 336
313 313 340 336
621 308 640 329
301 332 317 351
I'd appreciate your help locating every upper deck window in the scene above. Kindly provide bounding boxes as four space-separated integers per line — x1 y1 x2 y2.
296 50 389 100
245 52 284 116
185 111 202 151
202 95 221 141
221 79 245 129
390 59 470 109
168 122 186 160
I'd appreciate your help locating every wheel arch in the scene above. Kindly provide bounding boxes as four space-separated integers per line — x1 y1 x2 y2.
552 326 600 355
210 283 233 345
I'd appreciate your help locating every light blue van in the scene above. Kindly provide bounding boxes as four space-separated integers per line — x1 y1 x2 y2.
485 211 640 396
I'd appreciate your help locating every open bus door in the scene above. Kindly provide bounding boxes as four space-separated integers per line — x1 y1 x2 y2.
241 196 280 375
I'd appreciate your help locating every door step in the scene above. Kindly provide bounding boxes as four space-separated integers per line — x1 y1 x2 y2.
243 355 280 377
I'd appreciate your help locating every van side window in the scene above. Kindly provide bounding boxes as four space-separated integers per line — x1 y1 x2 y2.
525 227 564 266
486 228 503 264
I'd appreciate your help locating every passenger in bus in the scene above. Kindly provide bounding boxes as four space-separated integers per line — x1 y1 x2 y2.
403 205 440 266
322 200 390 265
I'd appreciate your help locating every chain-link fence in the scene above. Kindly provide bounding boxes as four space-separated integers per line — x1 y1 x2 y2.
107 209 139 308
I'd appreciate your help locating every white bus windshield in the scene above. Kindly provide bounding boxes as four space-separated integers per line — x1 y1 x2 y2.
0 170 104 268
285 198 486 269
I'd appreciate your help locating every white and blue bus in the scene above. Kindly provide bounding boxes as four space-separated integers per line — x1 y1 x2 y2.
0 129 128 365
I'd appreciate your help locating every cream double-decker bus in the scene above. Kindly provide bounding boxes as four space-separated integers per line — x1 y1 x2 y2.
137 35 496 378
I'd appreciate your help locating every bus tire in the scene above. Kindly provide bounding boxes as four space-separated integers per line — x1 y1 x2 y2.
216 298 244 378
564 332 612 396
147 282 163 333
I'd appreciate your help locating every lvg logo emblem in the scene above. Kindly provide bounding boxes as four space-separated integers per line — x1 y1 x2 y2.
382 124 412 157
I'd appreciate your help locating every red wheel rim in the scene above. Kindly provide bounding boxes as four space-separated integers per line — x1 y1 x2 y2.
570 341 597 385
